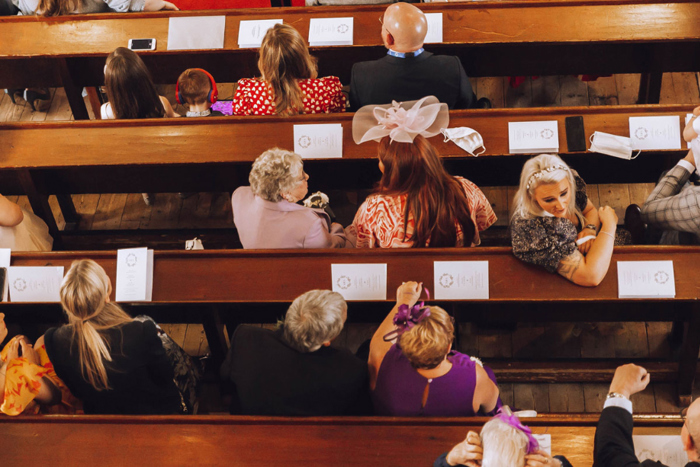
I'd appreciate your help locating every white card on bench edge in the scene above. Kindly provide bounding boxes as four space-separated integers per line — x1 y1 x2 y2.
629 116 681 150
238 19 283 48
294 124 343 159
116 247 154 302
508 121 559 153
434 261 489 300
331 263 387 301
532 434 551 455
617 260 675 298
634 436 687 467
167 16 226 51
308 17 354 46
8 266 64 302
423 13 443 44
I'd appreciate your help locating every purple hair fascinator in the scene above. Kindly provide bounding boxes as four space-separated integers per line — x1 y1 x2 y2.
383 288 431 341
494 407 539 454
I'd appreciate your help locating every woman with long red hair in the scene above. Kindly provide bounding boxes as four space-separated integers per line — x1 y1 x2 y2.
349 96 496 248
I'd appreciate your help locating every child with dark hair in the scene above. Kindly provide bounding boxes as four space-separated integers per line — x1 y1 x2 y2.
176 68 224 117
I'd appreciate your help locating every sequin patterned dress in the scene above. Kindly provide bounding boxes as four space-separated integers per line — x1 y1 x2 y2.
510 172 630 272
231 77 346 115
349 177 497 248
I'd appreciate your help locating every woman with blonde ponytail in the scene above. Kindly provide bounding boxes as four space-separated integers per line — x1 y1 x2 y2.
43 260 181 414
230 23 346 116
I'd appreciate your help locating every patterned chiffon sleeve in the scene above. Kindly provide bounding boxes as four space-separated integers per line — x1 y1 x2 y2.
458 177 497 231
0 337 80 416
0 337 50 416
351 198 377 248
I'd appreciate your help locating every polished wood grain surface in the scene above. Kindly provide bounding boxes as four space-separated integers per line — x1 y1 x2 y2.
0 105 693 169
6 246 700 303
2 1 700 58
0 414 683 467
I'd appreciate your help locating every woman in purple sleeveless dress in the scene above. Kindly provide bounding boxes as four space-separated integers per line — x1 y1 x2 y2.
369 282 501 416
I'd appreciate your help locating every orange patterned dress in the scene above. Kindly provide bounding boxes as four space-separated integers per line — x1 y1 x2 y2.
0 336 81 416
349 177 497 248
231 77 347 115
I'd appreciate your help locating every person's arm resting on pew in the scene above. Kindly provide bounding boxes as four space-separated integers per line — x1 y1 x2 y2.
556 206 617 287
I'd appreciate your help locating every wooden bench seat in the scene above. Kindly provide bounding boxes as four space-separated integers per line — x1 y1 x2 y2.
4 246 700 402
0 413 683 466
1 104 691 245
1 0 698 117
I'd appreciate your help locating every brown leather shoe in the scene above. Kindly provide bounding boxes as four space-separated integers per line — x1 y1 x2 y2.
624 204 646 244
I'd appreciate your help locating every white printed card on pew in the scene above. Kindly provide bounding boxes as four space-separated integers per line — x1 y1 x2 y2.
628 116 681 150
116 247 154 302
434 261 489 300
293 124 343 159
331 264 387 301
634 436 687 467
617 261 675 299
7 266 64 302
238 19 283 48
308 18 353 46
167 16 226 50
423 13 443 44
508 121 559 153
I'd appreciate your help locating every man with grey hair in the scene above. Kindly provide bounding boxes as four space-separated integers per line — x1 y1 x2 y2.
594 364 700 466
220 289 369 415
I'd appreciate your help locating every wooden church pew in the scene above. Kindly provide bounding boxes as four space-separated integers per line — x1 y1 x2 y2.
0 104 691 244
0 413 683 466
1 0 698 117
4 246 700 402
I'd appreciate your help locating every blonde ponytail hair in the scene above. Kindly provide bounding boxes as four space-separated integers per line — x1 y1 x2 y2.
60 260 133 391
258 23 318 116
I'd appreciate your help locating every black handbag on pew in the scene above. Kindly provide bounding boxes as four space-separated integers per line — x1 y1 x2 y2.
134 315 203 414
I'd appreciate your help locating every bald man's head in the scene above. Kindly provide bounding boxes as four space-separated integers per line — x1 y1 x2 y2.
381 3 427 53
682 399 700 461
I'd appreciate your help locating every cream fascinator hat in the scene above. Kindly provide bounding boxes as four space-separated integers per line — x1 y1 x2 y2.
352 96 449 144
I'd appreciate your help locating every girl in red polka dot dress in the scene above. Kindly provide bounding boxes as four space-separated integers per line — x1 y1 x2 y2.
231 23 346 117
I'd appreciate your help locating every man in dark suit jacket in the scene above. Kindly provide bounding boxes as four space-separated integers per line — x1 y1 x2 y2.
349 2 483 111
595 364 700 467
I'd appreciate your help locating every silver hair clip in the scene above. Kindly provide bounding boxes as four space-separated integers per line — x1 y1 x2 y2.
526 165 569 190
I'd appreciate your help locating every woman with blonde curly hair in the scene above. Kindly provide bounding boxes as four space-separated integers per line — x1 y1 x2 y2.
232 148 351 249
230 23 346 116
369 281 500 416
42 260 181 414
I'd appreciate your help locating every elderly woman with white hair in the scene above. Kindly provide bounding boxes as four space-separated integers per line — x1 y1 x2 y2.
231 147 351 249
220 289 369 415
510 154 627 287
434 407 573 467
